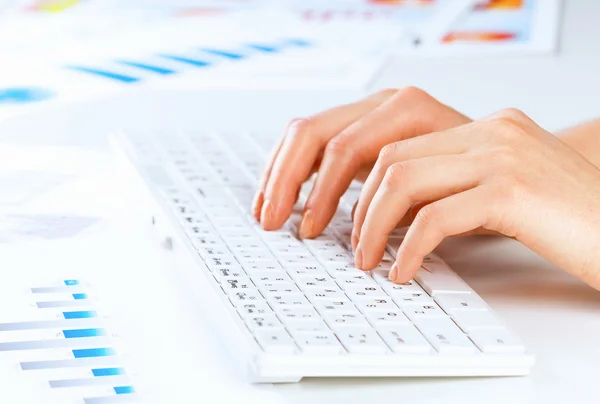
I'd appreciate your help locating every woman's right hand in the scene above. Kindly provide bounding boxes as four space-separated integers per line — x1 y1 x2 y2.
252 87 472 240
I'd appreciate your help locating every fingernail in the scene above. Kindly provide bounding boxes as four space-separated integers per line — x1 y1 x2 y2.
389 262 398 281
260 198 274 228
351 229 359 251
252 191 264 222
298 209 314 239
354 245 363 269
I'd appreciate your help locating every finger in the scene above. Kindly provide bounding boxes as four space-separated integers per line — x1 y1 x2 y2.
260 90 394 230
356 154 485 270
252 127 291 221
390 185 498 283
299 87 463 239
354 125 476 247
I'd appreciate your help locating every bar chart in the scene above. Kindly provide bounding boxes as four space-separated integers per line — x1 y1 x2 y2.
0 279 141 404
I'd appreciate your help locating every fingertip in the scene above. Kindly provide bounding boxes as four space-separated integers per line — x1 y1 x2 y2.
260 199 276 230
392 254 418 284
351 228 359 251
298 209 314 239
252 191 264 222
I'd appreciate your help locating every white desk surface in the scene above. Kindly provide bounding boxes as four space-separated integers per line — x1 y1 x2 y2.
2 1 600 403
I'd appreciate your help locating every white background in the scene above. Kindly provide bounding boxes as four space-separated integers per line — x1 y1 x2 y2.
1 1 600 403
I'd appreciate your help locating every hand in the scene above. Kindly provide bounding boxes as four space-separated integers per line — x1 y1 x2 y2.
252 87 471 239
353 108 600 291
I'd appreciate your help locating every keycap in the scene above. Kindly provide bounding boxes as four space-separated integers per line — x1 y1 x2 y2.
403 303 447 322
450 310 505 333
228 289 264 306
417 319 476 355
434 294 489 312
254 329 297 354
237 301 273 319
245 314 283 331
413 257 472 295
391 293 435 308
365 309 410 327
293 331 345 354
324 312 370 329
468 328 526 354
354 297 398 313
336 327 389 354
305 287 348 302
377 325 432 354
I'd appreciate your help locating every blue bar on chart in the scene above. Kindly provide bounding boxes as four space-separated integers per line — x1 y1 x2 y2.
114 386 135 395
115 61 176 75
200 48 245 59
64 280 80 286
92 368 125 377
158 54 211 67
246 44 279 52
63 328 106 339
73 294 88 300
72 348 116 359
63 311 97 319
65 66 141 83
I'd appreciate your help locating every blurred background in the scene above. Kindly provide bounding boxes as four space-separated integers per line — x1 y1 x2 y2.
4 0 597 151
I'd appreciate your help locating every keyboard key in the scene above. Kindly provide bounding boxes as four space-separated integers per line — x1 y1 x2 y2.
391 293 435 308
354 297 398 313
468 328 526 354
228 289 264 306
254 329 297 354
365 309 410 327
305 287 348 302
418 323 476 355
414 256 472 296
336 274 375 290
220 277 255 290
259 283 300 296
336 327 389 354
377 325 432 354
345 285 388 299
293 331 345 354
245 314 283 331
434 294 489 312
450 310 505 333
403 303 447 322
323 312 369 329
237 301 273 319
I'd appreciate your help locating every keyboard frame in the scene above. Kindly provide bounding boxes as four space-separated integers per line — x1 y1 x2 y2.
111 131 535 383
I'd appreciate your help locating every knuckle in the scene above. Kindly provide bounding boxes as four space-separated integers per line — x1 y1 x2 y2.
286 118 314 139
373 88 398 100
324 134 355 159
496 108 529 122
490 117 527 141
396 86 430 101
378 142 401 163
383 162 408 189
414 203 442 228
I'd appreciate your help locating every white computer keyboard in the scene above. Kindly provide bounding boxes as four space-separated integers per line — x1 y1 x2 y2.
113 129 534 383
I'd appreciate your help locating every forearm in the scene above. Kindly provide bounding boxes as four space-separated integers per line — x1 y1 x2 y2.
558 118 600 168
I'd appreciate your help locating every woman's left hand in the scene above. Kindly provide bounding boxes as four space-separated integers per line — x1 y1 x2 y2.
352 108 600 291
